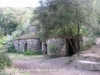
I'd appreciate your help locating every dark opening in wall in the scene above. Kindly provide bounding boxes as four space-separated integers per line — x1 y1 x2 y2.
44 44 47 54
24 43 27 52
18 43 20 51
67 39 75 56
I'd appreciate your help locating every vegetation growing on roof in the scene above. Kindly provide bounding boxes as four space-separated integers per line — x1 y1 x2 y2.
15 32 39 40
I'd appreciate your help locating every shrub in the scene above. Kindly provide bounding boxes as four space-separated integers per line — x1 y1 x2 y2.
24 50 42 55
48 45 57 53
6 41 16 53
0 36 7 48
0 51 12 70
81 37 96 51
6 35 17 52
87 38 96 47
94 29 100 37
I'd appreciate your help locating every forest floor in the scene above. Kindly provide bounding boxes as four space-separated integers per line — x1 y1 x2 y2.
5 38 100 75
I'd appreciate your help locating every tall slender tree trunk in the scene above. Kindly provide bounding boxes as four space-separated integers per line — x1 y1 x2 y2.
77 24 80 52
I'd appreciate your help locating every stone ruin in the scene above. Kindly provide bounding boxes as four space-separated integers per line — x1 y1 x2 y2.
14 25 75 56
14 25 42 52
14 38 42 52
42 37 75 56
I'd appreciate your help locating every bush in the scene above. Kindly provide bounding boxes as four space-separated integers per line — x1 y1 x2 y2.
48 45 57 53
24 50 42 55
0 36 7 48
81 37 96 51
0 52 12 70
6 41 16 53
6 35 17 52
87 38 96 47
94 29 100 37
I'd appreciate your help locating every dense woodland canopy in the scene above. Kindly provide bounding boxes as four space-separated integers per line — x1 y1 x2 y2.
31 0 100 52
33 0 99 38
0 7 33 35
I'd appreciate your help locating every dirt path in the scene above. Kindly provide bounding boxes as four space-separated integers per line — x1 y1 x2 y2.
15 57 100 75
12 55 100 75
10 38 100 75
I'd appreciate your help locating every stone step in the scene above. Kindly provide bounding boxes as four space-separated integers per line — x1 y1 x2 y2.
79 53 100 62
77 60 100 71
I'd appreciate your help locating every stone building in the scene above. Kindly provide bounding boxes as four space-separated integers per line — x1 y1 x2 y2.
42 37 75 56
14 25 76 56
28 25 37 33
14 25 42 52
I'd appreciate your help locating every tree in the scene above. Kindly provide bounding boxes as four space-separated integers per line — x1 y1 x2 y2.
0 7 33 35
32 0 99 53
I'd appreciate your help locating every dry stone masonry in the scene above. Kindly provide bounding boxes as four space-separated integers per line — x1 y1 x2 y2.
27 38 41 51
14 25 42 52
42 38 68 56
14 25 75 56
18 40 27 52
14 40 19 52
29 25 37 32
42 37 75 56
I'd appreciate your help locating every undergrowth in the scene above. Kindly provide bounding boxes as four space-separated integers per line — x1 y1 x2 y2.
0 51 12 70
24 50 42 55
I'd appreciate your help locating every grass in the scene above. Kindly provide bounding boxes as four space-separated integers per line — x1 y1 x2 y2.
0 68 31 75
8 53 43 61
24 50 42 55
0 52 44 75
0 53 43 75
43 54 59 59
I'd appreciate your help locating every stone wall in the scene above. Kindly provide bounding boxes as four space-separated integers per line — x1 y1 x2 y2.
46 38 67 56
29 25 37 33
18 40 27 52
27 38 42 51
14 40 19 51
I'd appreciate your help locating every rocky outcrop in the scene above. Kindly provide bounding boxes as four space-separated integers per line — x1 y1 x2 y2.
80 53 100 62
76 53 100 71
77 60 100 71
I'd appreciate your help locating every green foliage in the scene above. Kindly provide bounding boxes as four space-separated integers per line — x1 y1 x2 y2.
6 43 16 53
6 35 16 52
87 38 96 47
11 30 22 39
16 22 31 34
6 22 30 52
48 45 57 53
33 0 98 40
0 52 12 70
81 36 96 51
24 50 42 55
0 36 7 48
0 27 4 38
0 7 33 35
94 29 100 37
80 44 84 51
